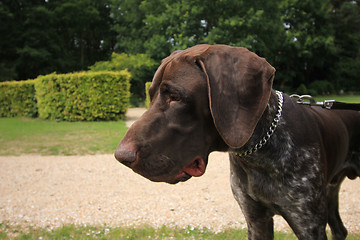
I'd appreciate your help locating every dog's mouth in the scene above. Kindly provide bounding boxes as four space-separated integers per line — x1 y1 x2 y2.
169 156 206 184
120 150 207 184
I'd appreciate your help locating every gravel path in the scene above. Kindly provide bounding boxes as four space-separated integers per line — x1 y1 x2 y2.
0 108 359 233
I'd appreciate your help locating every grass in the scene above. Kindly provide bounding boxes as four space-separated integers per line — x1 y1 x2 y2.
1 95 359 156
314 95 360 103
0 117 128 156
1 224 359 240
0 223 290 240
1 100 360 239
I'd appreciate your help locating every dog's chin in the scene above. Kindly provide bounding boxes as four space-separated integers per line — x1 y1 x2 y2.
141 171 192 184
134 156 207 184
167 156 207 184
166 172 193 184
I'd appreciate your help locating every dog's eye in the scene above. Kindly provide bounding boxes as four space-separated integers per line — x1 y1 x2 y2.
160 84 182 104
169 93 181 102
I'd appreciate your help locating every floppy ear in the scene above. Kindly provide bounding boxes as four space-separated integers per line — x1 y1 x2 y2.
198 46 275 148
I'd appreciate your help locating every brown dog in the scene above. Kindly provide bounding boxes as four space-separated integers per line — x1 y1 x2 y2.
115 44 360 240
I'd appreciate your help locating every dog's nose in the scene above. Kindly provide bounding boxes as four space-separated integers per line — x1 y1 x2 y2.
114 148 137 165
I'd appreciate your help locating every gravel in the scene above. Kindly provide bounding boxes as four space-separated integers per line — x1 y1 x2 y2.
0 108 359 233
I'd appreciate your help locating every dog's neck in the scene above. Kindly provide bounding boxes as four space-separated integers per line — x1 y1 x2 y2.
233 90 283 156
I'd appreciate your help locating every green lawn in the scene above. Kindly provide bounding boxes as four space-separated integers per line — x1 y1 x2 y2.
1 223 359 240
0 223 292 240
1 102 360 239
0 117 127 156
314 95 360 103
1 95 359 156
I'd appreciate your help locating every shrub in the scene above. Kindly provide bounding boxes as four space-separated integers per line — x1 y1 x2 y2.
0 80 38 117
309 81 335 95
88 53 158 103
35 71 131 121
296 84 308 95
145 82 152 108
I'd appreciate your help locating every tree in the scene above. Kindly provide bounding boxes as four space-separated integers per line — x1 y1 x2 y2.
0 0 34 81
53 0 116 72
110 0 149 54
111 0 284 61
274 0 337 90
2 0 359 91
16 4 59 80
111 0 360 92
330 0 360 91
0 0 116 81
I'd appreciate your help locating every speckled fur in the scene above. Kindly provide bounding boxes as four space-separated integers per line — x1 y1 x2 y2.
229 92 360 240
115 45 360 240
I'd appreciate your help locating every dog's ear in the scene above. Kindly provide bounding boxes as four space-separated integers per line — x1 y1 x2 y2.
197 45 275 148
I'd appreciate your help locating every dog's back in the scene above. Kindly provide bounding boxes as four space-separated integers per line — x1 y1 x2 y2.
331 109 360 181
308 107 360 183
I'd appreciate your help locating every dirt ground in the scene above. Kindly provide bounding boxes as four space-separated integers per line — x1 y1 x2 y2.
0 108 359 233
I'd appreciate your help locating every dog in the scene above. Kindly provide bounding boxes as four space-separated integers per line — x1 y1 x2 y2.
114 44 360 240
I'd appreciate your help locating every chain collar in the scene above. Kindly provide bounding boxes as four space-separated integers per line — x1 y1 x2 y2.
233 91 283 157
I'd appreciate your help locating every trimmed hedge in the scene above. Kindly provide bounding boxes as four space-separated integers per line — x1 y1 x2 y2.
88 53 158 103
0 80 38 117
145 82 152 108
35 71 131 121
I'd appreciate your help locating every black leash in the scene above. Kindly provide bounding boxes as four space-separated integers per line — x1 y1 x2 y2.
290 94 360 111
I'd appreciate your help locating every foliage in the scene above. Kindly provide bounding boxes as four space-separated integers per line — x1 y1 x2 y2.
1 0 360 93
296 84 308 95
110 0 360 92
309 80 335 95
2 223 360 239
145 82 152 108
0 117 127 156
0 0 116 81
275 0 337 90
35 71 130 121
110 0 285 59
296 81 335 96
0 80 38 117
89 52 158 102
330 0 360 91
109 0 148 55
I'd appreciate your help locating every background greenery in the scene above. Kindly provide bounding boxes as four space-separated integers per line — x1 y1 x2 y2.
0 80 38 118
0 117 127 155
1 0 359 94
1 223 359 239
35 71 130 121
0 223 290 240
145 81 152 108
88 53 158 104
0 71 131 120
1 96 359 156
1 2 359 237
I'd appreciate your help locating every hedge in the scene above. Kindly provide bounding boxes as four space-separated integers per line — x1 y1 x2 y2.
145 82 152 108
88 53 158 102
35 71 131 121
0 80 38 117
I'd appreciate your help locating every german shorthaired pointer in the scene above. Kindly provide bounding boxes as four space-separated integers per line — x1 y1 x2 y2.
115 44 360 240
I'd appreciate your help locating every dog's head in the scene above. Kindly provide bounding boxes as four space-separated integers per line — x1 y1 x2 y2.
115 44 275 184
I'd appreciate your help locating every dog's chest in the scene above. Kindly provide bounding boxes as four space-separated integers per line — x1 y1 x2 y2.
230 141 324 208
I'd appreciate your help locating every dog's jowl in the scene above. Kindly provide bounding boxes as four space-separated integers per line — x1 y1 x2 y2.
115 44 360 240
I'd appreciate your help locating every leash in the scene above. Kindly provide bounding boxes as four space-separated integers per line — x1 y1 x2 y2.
234 92 359 158
290 94 360 111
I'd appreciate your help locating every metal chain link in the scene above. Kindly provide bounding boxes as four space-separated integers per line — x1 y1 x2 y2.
234 91 283 157
289 94 337 110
